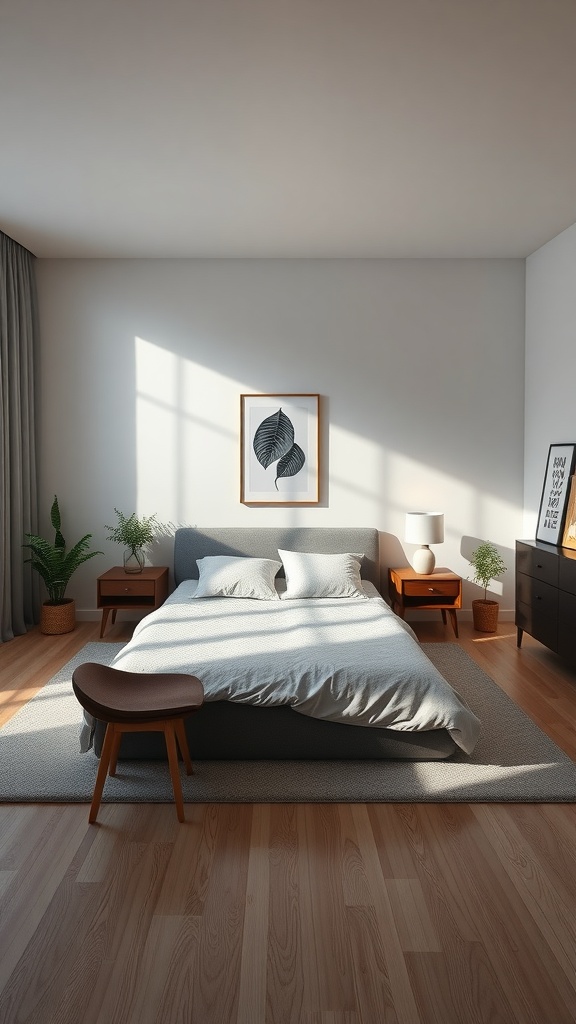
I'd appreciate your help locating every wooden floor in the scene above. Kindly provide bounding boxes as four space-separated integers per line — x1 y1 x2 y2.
0 617 575 1024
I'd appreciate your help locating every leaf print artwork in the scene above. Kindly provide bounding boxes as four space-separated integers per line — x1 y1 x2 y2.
275 443 305 489
253 408 294 469
240 394 319 504
253 408 306 488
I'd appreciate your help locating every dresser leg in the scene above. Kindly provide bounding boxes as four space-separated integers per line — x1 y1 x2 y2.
517 627 523 648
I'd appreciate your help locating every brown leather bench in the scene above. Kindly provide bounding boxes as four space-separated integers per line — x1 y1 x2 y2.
72 662 204 823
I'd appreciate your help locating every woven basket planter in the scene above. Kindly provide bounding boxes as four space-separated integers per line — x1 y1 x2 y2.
472 599 499 633
40 599 76 635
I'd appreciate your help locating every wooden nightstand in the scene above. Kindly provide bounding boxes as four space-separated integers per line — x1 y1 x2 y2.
388 566 462 638
96 566 169 638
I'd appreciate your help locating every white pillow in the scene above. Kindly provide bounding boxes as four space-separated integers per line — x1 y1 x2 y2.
193 555 281 600
278 549 366 599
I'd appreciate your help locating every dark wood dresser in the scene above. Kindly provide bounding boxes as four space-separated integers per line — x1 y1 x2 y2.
515 539 576 667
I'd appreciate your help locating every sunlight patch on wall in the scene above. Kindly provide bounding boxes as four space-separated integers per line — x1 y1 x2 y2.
135 336 246 523
135 336 179 515
328 424 383 518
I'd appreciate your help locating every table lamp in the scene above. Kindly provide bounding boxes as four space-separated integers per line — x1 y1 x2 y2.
405 512 444 574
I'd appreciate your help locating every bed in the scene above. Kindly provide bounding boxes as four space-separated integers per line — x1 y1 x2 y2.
89 527 481 761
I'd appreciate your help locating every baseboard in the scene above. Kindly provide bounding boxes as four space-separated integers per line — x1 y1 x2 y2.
76 609 146 623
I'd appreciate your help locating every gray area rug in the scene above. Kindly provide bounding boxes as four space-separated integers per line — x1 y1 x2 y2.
1 642 575 803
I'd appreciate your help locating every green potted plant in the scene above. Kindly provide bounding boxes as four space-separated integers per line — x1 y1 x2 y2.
468 541 508 632
23 495 103 634
104 508 165 573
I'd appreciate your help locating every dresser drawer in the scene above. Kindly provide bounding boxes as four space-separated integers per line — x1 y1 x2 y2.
99 580 156 598
559 553 576 598
516 572 558 650
558 590 576 665
516 572 558 612
516 602 558 651
515 542 558 586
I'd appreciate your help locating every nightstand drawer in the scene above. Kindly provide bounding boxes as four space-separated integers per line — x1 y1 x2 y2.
403 580 460 599
388 566 461 637
96 566 169 637
99 580 156 598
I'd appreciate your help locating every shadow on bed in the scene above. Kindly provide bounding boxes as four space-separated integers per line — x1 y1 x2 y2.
92 700 457 762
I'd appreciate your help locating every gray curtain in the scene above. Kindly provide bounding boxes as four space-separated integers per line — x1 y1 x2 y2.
0 231 39 641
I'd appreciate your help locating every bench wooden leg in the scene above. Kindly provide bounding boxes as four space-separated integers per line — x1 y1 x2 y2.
89 722 116 823
91 717 196 825
175 718 193 775
163 722 185 822
108 730 123 776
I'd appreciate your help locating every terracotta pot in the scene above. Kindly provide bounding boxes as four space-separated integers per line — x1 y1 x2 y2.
40 599 76 635
472 599 499 633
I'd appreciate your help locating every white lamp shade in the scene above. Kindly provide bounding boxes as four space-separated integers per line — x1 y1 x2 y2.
405 512 444 545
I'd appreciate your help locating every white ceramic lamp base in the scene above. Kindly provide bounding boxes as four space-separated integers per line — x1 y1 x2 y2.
412 545 435 575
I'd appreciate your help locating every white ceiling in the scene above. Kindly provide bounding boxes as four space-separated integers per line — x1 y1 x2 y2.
2 0 576 259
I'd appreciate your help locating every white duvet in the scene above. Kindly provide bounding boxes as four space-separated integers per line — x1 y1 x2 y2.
109 581 481 754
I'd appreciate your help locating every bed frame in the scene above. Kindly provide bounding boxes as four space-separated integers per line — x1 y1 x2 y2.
95 527 457 761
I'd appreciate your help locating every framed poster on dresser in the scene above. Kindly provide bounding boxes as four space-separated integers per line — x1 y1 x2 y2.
535 443 576 544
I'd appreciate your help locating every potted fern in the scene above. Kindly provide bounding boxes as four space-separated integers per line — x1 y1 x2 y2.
104 509 165 573
23 496 103 634
468 541 508 632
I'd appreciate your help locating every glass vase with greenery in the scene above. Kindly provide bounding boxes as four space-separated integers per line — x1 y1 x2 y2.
104 509 165 573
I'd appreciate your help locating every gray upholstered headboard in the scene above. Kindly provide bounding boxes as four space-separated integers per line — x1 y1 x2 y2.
173 527 381 591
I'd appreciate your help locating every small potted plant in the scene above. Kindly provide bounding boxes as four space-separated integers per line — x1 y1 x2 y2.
23 496 103 634
104 508 165 573
468 541 508 632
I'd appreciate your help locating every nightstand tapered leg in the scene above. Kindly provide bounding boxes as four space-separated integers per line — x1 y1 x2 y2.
100 608 111 638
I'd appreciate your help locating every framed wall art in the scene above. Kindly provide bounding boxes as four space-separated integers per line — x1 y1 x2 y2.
240 393 320 505
535 442 576 544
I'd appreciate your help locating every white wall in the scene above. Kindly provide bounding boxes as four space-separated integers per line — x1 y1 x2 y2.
35 258 525 616
525 223 576 536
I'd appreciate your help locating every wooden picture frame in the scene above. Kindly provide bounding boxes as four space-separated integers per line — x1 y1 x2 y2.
561 475 576 550
536 443 576 544
240 394 320 505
